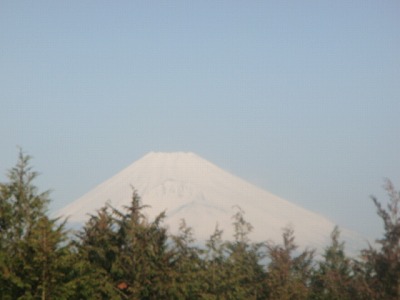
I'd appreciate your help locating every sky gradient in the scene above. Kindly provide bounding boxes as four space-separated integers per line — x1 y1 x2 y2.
1 1 399 241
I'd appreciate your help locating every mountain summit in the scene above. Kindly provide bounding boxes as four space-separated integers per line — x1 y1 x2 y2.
56 152 364 252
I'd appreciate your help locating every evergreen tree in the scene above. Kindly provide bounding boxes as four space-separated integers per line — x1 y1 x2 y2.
114 191 171 298
0 150 72 300
21 216 73 300
224 207 265 299
201 208 265 299
265 227 314 300
202 225 230 299
359 179 400 299
0 151 49 244
72 206 121 299
310 227 355 300
168 220 204 299
75 190 173 299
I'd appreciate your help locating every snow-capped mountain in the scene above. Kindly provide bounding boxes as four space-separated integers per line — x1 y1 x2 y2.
55 152 365 253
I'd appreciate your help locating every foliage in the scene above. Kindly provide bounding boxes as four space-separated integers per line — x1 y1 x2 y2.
1 150 400 299
265 227 315 300
168 220 204 299
0 150 72 300
359 179 400 299
310 227 358 300
74 190 174 299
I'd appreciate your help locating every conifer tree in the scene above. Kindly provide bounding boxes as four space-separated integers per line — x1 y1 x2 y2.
201 208 265 299
225 207 265 299
75 190 173 299
22 216 73 300
359 179 400 299
168 219 204 299
0 151 49 244
310 227 355 300
265 227 314 300
72 206 121 299
0 150 72 299
113 191 170 298
202 225 230 299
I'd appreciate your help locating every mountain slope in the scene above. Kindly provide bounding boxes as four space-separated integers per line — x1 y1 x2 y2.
55 152 365 252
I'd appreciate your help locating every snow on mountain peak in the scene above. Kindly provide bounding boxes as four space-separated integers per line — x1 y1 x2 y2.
55 152 365 253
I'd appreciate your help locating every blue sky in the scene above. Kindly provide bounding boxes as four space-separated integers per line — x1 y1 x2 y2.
1 1 399 241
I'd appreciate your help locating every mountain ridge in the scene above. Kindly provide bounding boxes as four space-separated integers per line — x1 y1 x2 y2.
55 152 365 253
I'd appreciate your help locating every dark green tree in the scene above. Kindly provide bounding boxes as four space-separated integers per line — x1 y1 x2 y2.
74 190 173 299
201 208 265 299
72 206 122 299
359 179 400 299
22 216 73 300
114 191 171 298
310 227 355 300
202 225 230 299
225 207 265 299
0 151 49 243
0 150 72 300
168 219 204 299
265 227 315 300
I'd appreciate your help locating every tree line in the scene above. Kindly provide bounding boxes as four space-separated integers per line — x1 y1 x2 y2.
1 151 399 299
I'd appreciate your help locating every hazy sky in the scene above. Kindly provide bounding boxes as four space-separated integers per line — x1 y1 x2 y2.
1 1 399 241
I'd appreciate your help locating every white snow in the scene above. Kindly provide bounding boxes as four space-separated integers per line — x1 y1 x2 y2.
55 152 365 253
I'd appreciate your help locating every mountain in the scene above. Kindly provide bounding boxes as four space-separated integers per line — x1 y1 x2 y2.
55 152 365 253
